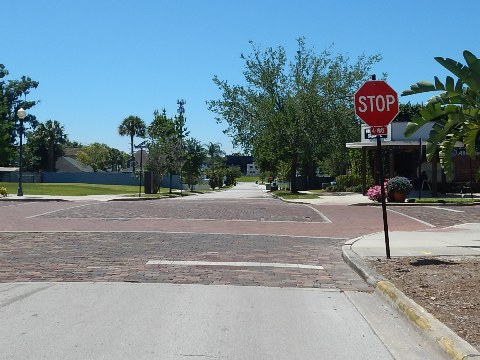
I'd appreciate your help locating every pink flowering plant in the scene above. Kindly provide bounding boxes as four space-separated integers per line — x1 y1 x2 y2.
366 180 389 202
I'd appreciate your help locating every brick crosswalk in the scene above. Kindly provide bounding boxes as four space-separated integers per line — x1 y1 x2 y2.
1 196 476 290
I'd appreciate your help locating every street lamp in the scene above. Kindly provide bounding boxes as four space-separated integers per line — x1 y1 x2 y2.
134 141 147 197
16 107 27 196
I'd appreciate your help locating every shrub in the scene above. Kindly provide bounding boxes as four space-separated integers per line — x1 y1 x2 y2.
346 185 363 193
335 174 361 189
325 184 342 192
208 177 219 190
0 187 7 197
366 180 388 202
224 166 242 187
387 176 413 195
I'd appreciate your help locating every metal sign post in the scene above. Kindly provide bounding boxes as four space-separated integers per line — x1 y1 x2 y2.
134 141 147 198
355 75 398 259
376 135 391 259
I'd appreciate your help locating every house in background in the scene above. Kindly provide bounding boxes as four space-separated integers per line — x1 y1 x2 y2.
347 122 479 195
55 156 94 172
246 163 260 176
55 147 94 172
225 155 253 175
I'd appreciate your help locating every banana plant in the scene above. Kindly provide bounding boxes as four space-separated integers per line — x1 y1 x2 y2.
402 50 480 179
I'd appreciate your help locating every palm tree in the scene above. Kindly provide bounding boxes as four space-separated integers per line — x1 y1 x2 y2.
403 50 480 179
206 142 224 171
118 115 146 172
36 120 67 171
204 142 225 189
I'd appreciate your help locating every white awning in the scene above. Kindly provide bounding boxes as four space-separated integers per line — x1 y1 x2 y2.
0 167 19 172
346 141 422 149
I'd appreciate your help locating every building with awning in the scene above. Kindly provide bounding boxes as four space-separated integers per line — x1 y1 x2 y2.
346 122 477 196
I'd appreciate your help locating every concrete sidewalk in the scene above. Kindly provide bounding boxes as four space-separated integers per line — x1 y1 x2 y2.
348 222 480 257
343 223 480 360
286 192 373 205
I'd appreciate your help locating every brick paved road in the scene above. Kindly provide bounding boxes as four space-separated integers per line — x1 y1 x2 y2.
0 232 370 290
387 204 480 228
0 198 430 237
2 194 476 290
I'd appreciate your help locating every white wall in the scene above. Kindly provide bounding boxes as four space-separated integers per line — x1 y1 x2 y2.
391 122 434 141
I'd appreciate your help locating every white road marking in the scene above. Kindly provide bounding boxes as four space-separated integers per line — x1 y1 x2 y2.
0 230 344 240
0 203 30 208
146 260 324 270
429 206 464 213
386 208 436 228
303 205 332 223
26 203 94 219
30 216 326 224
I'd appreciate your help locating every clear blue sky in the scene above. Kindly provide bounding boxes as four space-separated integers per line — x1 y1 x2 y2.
2 0 478 155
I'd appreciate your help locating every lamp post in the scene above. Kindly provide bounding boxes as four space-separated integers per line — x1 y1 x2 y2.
177 99 186 196
134 141 147 198
16 108 27 196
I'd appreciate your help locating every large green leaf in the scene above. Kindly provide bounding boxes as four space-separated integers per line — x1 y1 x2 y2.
465 88 480 106
464 127 479 157
463 51 480 90
404 103 447 138
463 51 480 71
435 56 469 81
401 81 436 96
425 141 437 161
435 53 480 92
434 76 445 90
404 120 424 137
455 78 464 93
445 76 455 92
427 90 470 107
403 50 480 180
438 144 454 179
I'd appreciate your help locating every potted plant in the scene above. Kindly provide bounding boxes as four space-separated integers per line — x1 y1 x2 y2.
387 176 413 202
366 180 388 202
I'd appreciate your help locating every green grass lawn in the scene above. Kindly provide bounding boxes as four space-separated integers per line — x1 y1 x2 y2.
0 182 217 197
272 188 480 204
407 197 480 204
0 182 141 196
236 176 260 183
271 190 319 199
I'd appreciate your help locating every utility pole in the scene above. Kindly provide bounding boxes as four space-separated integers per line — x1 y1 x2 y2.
177 99 187 195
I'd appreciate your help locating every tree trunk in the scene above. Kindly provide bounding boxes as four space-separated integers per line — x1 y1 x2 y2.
130 134 135 172
48 142 55 172
302 163 316 190
290 156 298 193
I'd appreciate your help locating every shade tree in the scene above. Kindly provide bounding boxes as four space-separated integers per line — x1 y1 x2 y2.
146 105 189 193
0 64 39 166
182 138 206 190
208 38 381 191
24 119 68 171
76 143 111 172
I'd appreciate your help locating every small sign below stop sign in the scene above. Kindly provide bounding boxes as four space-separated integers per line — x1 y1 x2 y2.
354 80 399 127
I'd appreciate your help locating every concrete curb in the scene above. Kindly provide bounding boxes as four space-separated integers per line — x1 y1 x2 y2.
0 197 69 202
0 196 173 202
342 243 480 360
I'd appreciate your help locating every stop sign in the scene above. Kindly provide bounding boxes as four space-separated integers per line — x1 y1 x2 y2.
354 80 399 127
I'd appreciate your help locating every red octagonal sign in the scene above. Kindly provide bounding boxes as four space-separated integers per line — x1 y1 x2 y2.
354 80 399 127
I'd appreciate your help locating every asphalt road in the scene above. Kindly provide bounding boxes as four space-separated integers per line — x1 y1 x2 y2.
0 183 455 359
